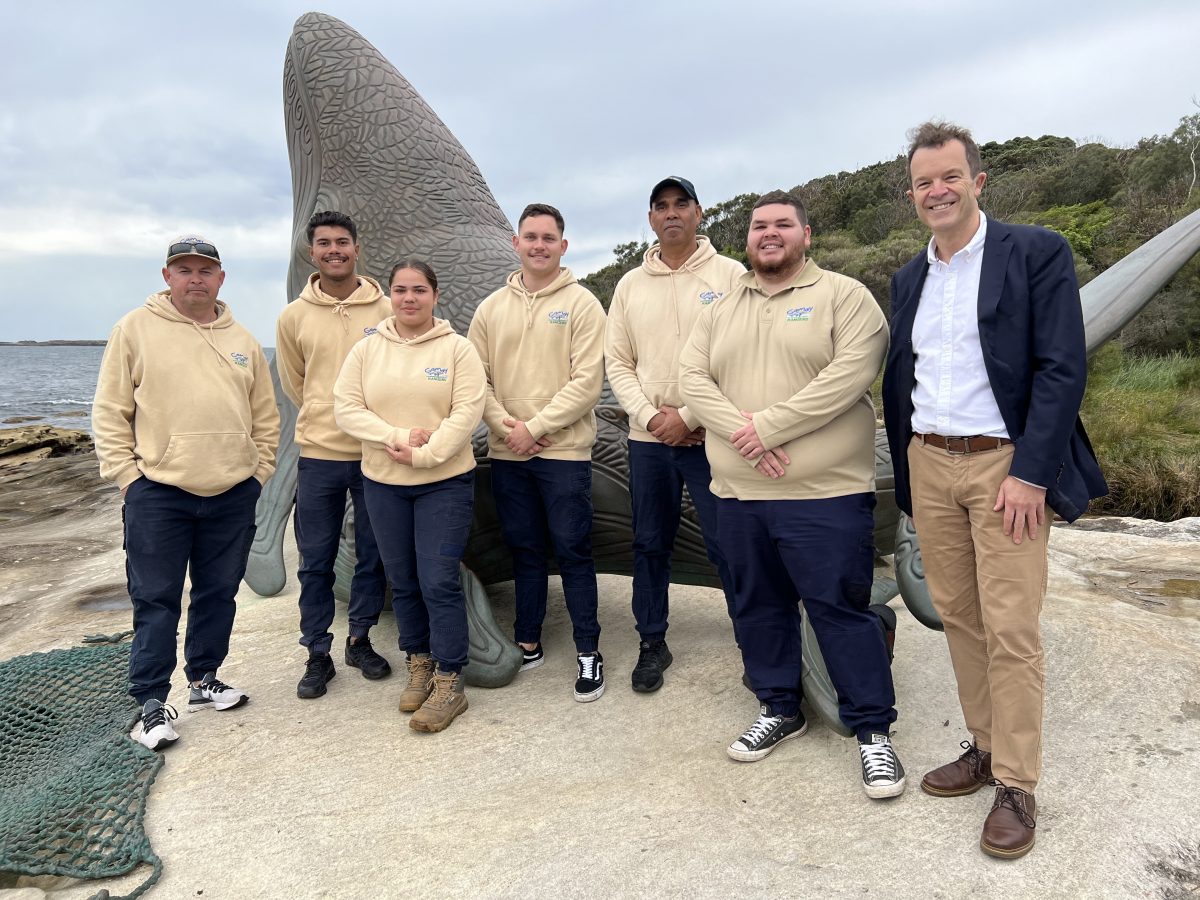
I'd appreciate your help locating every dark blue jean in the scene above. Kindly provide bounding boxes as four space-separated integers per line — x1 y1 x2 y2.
628 440 737 643
716 493 896 740
489 457 600 653
362 472 474 673
295 457 386 654
123 476 260 705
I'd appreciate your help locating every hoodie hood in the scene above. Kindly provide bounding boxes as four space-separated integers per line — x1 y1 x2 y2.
504 266 578 299
641 235 720 277
145 290 233 327
639 237 727 336
377 315 455 346
299 273 388 334
503 267 579 328
299 272 387 307
144 290 235 366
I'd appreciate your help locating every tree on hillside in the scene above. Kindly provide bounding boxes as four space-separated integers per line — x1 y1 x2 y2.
579 240 647 310
1177 98 1200 197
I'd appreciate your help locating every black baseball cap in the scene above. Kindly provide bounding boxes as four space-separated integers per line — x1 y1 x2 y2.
649 176 699 207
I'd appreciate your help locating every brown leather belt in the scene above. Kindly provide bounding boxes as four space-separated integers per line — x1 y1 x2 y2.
915 433 1012 454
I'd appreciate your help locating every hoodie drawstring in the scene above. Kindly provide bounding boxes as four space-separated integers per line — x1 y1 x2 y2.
330 301 352 334
191 320 232 367
668 271 681 336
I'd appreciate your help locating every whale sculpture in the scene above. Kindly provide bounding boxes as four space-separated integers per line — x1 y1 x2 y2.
245 12 1200 729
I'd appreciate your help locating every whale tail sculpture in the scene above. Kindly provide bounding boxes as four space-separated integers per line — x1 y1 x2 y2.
246 11 1200 721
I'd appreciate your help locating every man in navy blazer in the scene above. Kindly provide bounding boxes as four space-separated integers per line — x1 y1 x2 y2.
882 121 1105 860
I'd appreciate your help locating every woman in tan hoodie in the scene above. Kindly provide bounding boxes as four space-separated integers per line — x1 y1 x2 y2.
334 260 485 733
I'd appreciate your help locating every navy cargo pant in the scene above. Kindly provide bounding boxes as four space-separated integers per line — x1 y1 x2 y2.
717 492 896 741
295 457 386 655
490 457 601 653
123 476 260 706
628 440 737 643
362 472 473 674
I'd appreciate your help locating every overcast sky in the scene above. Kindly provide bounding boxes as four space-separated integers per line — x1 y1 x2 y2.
4 1 1199 343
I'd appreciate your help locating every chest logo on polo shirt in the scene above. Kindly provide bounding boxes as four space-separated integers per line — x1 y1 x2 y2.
699 290 723 306
230 352 249 368
548 310 569 325
786 307 814 322
424 367 448 382
363 326 377 336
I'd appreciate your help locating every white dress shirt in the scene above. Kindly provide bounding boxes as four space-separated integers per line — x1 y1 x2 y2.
910 212 1008 439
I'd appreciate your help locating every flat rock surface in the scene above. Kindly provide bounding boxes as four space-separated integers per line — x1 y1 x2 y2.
1 456 1198 899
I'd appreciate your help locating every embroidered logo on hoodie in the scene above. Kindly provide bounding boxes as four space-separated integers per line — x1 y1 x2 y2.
230 352 249 367
364 326 378 336
425 367 448 382
699 290 723 306
548 310 570 326
786 307 814 322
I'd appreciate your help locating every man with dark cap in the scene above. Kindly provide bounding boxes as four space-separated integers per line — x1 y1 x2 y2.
94 235 280 751
605 177 745 692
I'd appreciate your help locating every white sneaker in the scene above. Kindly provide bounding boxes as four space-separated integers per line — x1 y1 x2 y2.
187 672 249 712
132 699 178 751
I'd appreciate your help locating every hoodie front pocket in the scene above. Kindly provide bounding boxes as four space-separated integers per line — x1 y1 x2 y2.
150 432 257 486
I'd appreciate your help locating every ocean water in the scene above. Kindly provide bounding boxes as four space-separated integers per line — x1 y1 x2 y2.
0 346 106 431
0 345 275 432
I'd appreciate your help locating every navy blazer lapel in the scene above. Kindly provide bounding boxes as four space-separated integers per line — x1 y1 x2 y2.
978 223 1012 322
894 258 929 344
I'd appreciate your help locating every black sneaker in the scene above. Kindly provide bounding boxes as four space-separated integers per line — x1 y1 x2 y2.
574 651 605 702
727 704 807 761
631 640 673 693
519 643 544 672
859 732 906 798
297 652 336 699
345 636 392 680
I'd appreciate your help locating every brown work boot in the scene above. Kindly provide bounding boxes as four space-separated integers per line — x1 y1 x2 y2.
397 653 435 713
409 669 468 733
921 740 993 797
981 785 1037 859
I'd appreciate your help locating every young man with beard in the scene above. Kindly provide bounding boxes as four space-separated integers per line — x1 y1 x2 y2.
276 211 393 699
95 235 280 750
883 122 1106 857
468 203 608 702
605 177 745 692
679 191 904 798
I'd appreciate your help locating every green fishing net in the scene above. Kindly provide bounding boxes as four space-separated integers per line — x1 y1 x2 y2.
0 637 162 899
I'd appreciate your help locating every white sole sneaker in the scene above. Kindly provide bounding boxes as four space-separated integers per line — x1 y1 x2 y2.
573 681 605 702
727 719 807 762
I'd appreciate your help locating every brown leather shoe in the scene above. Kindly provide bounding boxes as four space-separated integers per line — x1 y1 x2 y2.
981 786 1037 859
921 740 992 796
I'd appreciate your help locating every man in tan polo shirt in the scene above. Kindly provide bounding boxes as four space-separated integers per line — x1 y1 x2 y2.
680 191 903 799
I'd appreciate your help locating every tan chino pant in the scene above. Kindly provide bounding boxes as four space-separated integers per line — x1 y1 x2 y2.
908 437 1048 793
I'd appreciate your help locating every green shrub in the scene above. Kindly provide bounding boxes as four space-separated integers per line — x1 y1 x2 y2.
1082 344 1200 519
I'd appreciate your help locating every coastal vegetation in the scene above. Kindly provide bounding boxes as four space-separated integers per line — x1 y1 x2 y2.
582 110 1200 520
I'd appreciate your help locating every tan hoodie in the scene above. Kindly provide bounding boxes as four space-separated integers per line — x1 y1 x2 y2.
275 273 391 460
606 237 745 442
93 291 280 496
334 316 485 486
467 267 606 462
679 260 887 501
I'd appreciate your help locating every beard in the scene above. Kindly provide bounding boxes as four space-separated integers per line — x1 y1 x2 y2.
748 241 806 280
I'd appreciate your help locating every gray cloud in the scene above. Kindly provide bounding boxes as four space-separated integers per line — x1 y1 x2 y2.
2 0 1198 343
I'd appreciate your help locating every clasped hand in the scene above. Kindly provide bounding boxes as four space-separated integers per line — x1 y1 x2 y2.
502 418 553 455
731 411 790 479
647 405 704 447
